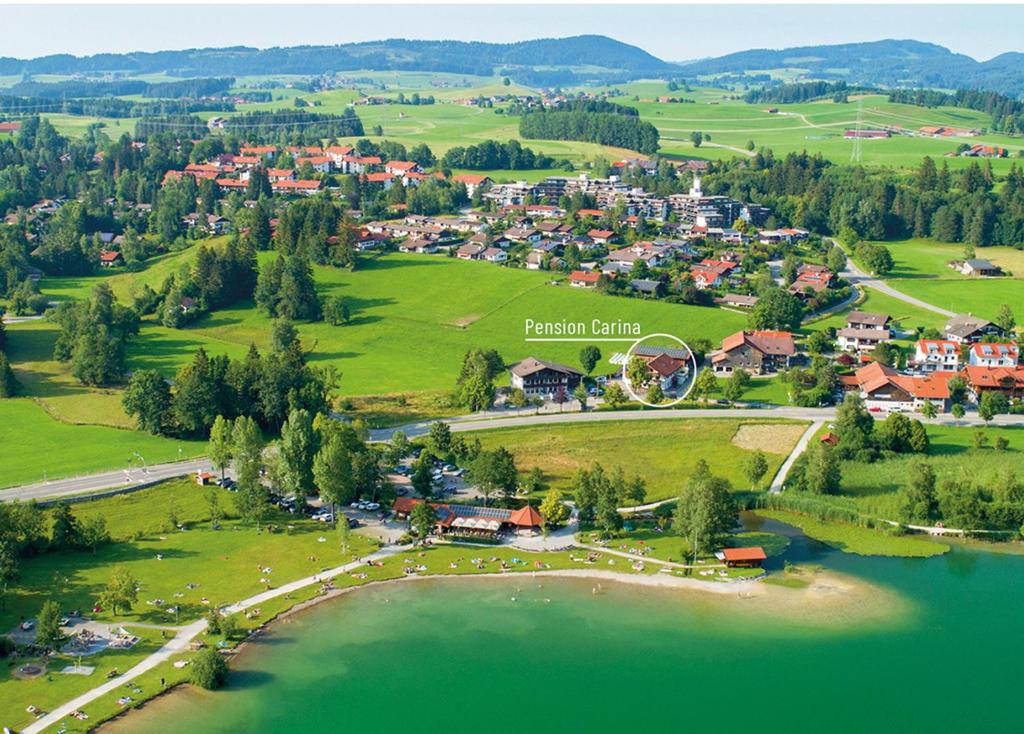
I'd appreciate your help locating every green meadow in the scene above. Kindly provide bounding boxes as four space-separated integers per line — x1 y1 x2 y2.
869 238 1024 324
464 418 809 502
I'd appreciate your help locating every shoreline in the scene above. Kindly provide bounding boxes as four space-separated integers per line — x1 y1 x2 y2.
97 563 897 732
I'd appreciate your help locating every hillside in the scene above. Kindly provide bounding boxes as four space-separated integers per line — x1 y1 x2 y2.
680 39 1024 98
0 35 671 85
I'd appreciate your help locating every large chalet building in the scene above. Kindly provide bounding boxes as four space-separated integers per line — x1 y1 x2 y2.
711 331 796 375
508 357 584 399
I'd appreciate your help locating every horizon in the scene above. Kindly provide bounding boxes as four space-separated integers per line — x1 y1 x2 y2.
1 4 1022 63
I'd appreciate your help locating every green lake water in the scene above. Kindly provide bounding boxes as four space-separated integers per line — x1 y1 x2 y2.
109 519 1023 733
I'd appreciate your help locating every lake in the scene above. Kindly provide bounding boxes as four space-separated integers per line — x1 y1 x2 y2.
107 518 1023 733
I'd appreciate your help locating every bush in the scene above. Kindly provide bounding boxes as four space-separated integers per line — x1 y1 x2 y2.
190 647 229 690
0 635 15 657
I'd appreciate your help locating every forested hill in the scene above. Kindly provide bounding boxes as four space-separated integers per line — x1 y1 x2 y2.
680 39 1024 98
0 35 672 83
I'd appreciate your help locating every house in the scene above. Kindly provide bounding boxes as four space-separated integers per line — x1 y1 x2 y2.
961 365 1024 402
456 243 485 260
504 227 541 244
569 270 601 288
944 315 1004 344
968 342 1019 368
98 250 123 267
384 160 420 176
718 547 767 568
362 172 396 190
837 312 892 353
853 362 952 413
525 251 544 270
509 357 584 399
690 263 731 289
451 173 492 196
271 179 322 196
398 238 438 254
629 278 662 297
949 258 1002 277
296 156 333 173
631 345 691 390
587 229 616 245
788 266 834 297
240 145 277 159
713 293 759 309
913 339 960 372
481 247 508 263
711 331 795 375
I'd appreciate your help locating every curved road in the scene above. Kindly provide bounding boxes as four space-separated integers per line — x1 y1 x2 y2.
835 240 956 318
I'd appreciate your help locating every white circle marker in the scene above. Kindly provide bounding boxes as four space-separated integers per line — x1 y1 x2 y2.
620 332 699 408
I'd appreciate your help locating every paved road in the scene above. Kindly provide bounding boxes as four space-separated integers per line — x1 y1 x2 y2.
835 241 956 318
769 420 825 493
6 409 1024 504
22 544 409 734
2 458 214 504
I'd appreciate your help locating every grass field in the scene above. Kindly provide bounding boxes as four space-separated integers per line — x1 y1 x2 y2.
870 238 1024 324
462 418 809 502
812 284 948 336
0 399 204 488
38 250 748 397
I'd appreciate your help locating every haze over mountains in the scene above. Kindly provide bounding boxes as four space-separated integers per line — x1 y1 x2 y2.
0 35 1020 97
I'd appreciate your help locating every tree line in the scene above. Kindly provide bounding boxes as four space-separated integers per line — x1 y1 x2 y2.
440 139 563 171
887 88 1024 136
518 108 659 155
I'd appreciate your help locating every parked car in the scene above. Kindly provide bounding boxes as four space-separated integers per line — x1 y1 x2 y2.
347 518 361 529
365 502 380 511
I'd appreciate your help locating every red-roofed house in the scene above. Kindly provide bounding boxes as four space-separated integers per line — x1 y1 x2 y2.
967 342 1018 368
852 362 953 413
587 229 617 245
384 160 421 176
719 547 767 568
912 339 960 372
270 179 322 195
98 250 123 267
569 270 601 288
962 365 1024 401
451 173 492 196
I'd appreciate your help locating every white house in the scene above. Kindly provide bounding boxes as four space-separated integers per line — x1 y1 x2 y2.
967 342 1019 368
913 339 960 372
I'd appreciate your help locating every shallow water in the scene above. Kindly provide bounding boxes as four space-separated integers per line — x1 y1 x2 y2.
109 518 1023 733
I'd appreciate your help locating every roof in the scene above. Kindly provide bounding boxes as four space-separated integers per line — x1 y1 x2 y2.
970 342 1018 360
945 314 994 338
646 353 686 377
722 547 767 562
916 339 959 355
508 505 543 527
855 362 953 399
570 270 601 284
847 311 891 327
721 331 795 357
962 365 1024 389
509 357 584 379
452 173 491 185
386 160 419 171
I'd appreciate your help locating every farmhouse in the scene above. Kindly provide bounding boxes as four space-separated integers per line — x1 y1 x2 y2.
948 258 1002 277
962 365 1024 401
631 345 691 390
98 250 123 267
509 357 584 398
710 331 795 375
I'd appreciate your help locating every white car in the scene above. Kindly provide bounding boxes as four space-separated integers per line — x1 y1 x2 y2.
365 502 380 511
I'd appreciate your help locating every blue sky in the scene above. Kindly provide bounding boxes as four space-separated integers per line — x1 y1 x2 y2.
3 4 1021 62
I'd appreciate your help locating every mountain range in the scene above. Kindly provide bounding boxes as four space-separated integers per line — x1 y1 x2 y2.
0 36 1020 97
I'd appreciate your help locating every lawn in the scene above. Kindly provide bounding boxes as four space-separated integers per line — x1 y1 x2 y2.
811 284 948 337
0 400 204 489
462 418 809 502
756 510 949 557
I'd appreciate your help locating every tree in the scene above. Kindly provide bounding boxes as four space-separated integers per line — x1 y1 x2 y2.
744 451 769 489
122 369 171 434
594 478 623 536
995 303 1016 335
626 356 650 394
471 447 518 504
920 399 938 420
98 566 138 615
749 288 803 331
645 382 665 405
835 393 874 457
0 351 18 398
801 442 842 495
952 402 965 421
410 455 435 499
579 345 601 375
50 503 80 550
323 296 351 326
428 421 452 456
903 461 937 523
278 409 317 499
410 501 437 542
573 382 589 410
36 599 66 651
208 416 234 482
234 467 270 528
78 516 110 554
979 391 1009 423
603 382 627 409
690 131 703 148
191 647 229 690
691 368 719 403
722 368 750 403
539 488 569 528
625 475 647 506
206 486 223 523
313 433 355 520
674 460 736 561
